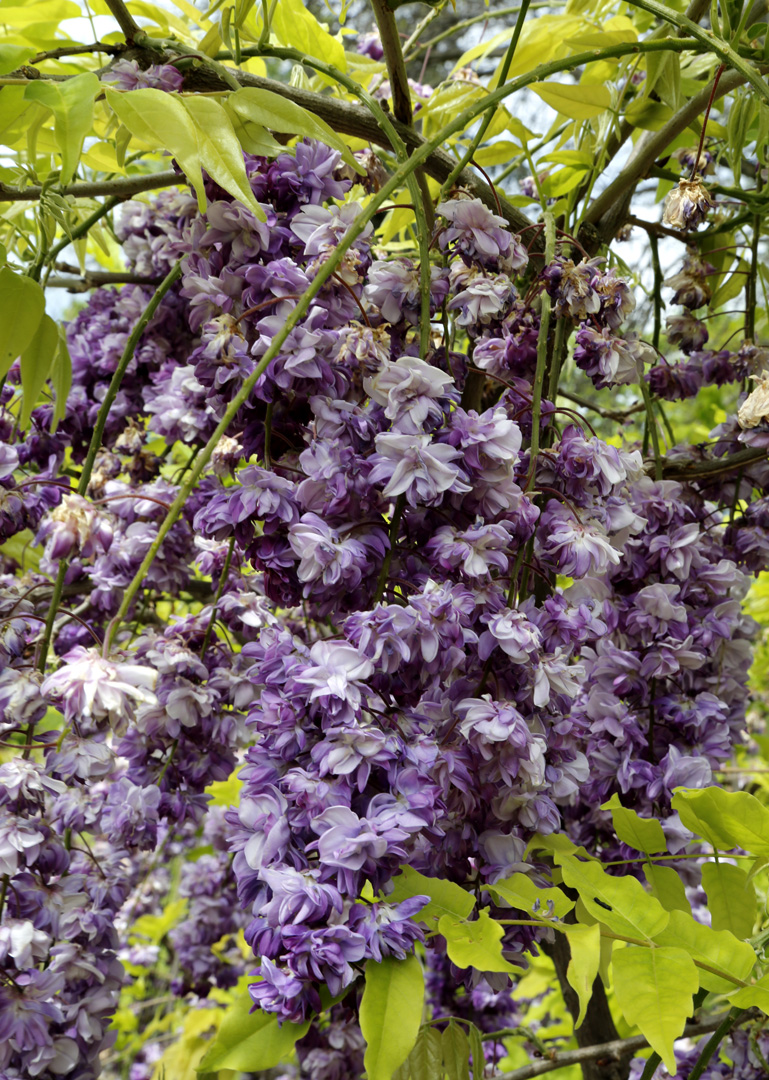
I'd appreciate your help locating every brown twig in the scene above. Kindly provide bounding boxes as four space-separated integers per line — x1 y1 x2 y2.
103 0 142 43
491 1010 762 1080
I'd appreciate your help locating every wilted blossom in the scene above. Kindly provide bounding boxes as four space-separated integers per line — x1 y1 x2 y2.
662 177 714 230
738 370 769 429
664 251 715 309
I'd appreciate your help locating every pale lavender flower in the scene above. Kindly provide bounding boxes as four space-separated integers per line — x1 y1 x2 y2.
42 646 158 727
369 432 471 507
364 356 455 433
102 58 184 92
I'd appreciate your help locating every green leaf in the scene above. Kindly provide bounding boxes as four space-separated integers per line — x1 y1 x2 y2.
270 0 347 71
181 95 267 219
360 954 424 1080
701 861 757 939
652 908 756 993
228 87 361 172
540 166 590 197
401 1025 442 1080
563 922 600 1029
24 73 99 185
712 259 751 309
530 81 611 120
467 1023 485 1080
197 993 310 1072
602 794 667 854
488 872 574 919
438 910 522 974
132 898 188 944
672 786 769 855
105 88 265 220
442 1020 471 1080
0 44 34 74
554 852 669 941
225 108 285 158
19 313 57 430
643 863 691 914
50 324 72 433
473 140 521 166
729 973 769 1014
0 267 45 379
613 946 699 1073
387 866 475 925
624 98 674 130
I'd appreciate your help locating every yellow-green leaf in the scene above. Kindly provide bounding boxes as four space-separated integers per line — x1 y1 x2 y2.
197 992 309 1072
24 73 99 185
105 88 265 220
729 973 769 1014
555 852 669 941
602 794 667 854
0 44 34 73
180 95 267 219
563 922 600 1028
50 324 71 433
673 786 769 856
270 0 346 72
19 313 57 430
488 872 574 919
360 954 424 1080
0 0 80 25
613 946 698 1074
701 861 757 939
387 866 474 925
530 81 611 120
228 87 361 171
438 910 522 974
0 267 45 379
643 863 691 914
652 908 757 993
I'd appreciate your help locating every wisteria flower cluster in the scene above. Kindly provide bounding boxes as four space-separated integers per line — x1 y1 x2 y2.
0 133 765 1080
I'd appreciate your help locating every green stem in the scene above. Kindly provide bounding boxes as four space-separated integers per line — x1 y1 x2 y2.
640 380 663 480
440 0 531 196
256 45 433 356
527 212 556 490
546 316 568 406
42 196 121 287
200 537 235 660
649 230 662 353
36 262 181 675
372 494 405 605
622 0 769 105
688 1009 747 1080
369 0 412 126
402 1 446 58
745 172 762 342
640 1052 661 1080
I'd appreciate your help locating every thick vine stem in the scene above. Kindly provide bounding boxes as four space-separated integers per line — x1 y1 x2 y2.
103 0 142 43
368 0 412 126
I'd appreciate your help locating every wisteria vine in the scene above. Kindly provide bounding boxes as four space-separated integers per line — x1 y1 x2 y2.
2 42 769 1080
